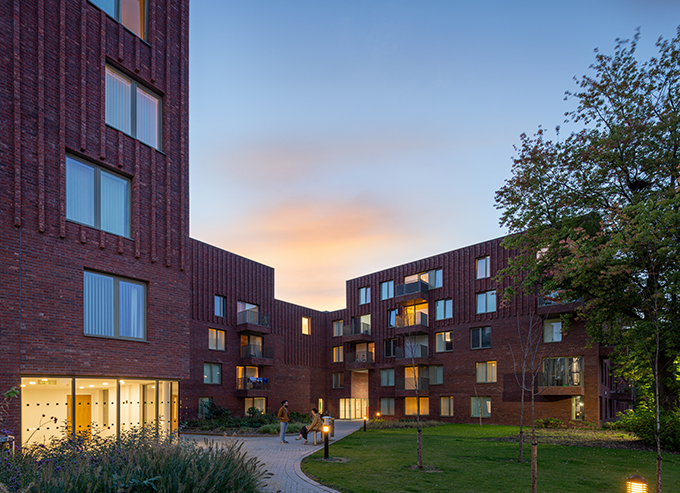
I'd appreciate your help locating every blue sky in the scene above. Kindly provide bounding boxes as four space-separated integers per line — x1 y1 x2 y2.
188 0 680 311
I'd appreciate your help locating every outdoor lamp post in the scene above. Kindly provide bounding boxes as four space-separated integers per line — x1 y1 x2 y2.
363 416 367 432
323 424 330 459
376 412 381 418
625 475 648 493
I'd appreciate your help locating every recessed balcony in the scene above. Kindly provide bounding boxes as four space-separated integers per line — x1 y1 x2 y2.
395 345 429 365
239 345 274 366
394 280 430 304
343 320 372 342
393 312 429 336
395 376 429 396
235 376 270 397
345 351 375 370
236 309 271 335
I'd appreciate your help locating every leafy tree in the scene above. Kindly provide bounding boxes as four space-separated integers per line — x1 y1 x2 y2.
495 28 680 493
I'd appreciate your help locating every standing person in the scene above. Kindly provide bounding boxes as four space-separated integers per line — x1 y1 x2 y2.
295 408 322 444
277 400 290 444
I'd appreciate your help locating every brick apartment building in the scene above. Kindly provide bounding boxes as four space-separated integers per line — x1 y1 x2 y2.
1 0 631 447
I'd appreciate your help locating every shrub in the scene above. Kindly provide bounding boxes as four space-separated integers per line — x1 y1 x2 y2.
288 411 310 423
617 405 680 452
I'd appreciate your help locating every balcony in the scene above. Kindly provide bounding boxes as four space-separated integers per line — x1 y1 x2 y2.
395 345 429 365
235 376 270 397
537 372 584 396
343 320 372 342
394 280 429 304
395 376 429 396
239 345 274 366
236 309 271 335
537 293 582 315
345 350 375 370
394 312 429 336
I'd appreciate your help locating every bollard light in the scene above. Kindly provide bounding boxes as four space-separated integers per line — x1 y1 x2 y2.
363 415 367 431
626 475 648 493
376 412 381 418
323 424 330 459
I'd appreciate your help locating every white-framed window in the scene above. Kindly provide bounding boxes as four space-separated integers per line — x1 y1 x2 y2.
405 397 429 415
476 256 491 279
208 328 225 351
405 268 442 289
435 331 453 352
435 299 453 320
214 295 225 317
470 326 491 349
332 372 344 389
384 338 398 358
572 396 584 420
542 357 583 387
476 361 497 383
203 363 221 385
84 271 146 340
388 309 397 328
476 290 497 314
66 155 130 237
245 397 266 414
471 396 491 418
302 316 311 335
380 280 394 300
543 319 563 343
106 65 160 149
333 320 343 337
429 365 443 385
359 286 371 305
380 397 395 416
198 397 213 419
380 368 395 387
441 396 454 417
89 0 147 39
333 346 343 363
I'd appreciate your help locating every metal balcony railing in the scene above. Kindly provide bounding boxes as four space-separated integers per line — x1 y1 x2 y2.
395 344 429 360
240 345 274 359
237 309 271 327
395 280 429 297
343 321 371 336
396 312 428 328
346 351 375 364
236 376 270 391
395 376 429 391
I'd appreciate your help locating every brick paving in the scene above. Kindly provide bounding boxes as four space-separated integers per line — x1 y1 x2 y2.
181 419 363 493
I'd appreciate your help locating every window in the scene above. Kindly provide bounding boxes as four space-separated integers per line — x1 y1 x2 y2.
471 396 491 418
400 303 428 327
381 368 395 387
441 397 454 417
380 281 394 300
543 319 562 343
388 309 397 328
435 299 453 320
572 396 584 420
470 326 491 349
333 346 343 363
237 301 260 325
541 357 583 387
380 397 395 416
198 397 213 419
90 0 147 39
435 331 453 352
84 271 146 340
333 320 343 337
476 256 491 279
208 329 225 351
106 65 160 149
203 363 221 385
476 361 497 383
405 397 429 415
405 268 442 289
332 372 344 389
245 397 266 414
302 316 311 335
214 295 225 318
66 155 130 237
359 286 371 305
476 290 496 314
352 314 371 335
384 339 398 358
429 365 443 385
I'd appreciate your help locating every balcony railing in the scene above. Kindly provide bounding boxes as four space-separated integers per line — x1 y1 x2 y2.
343 321 371 336
346 351 375 364
395 280 429 297
395 344 429 360
240 345 274 359
236 376 270 391
237 309 271 327
395 376 429 391
396 312 428 328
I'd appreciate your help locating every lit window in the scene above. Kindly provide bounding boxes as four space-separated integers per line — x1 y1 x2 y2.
476 290 496 314
380 368 395 387
106 65 161 149
476 256 491 279
435 299 453 320
405 268 442 289
471 396 491 418
441 396 454 417
543 319 562 343
476 361 497 383
89 0 147 39
66 155 130 237
541 357 583 387
380 281 394 300
359 286 371 305
203 363 221 385
380 397 394 416
208 329 225 351
470 326 491 349
214 295 225 317
429 365 443 385
333 320 343 337
302 316 311 335
384 339 397 358
332 346 343 363
405 397 429 415
84 271 145 340
332 372 344 389
435 331 453 352
245 397 266 414
572 396 584 420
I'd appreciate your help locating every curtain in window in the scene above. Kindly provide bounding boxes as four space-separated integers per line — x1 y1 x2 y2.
100 171 128 236
84 272 114 336
121 0 144 38
119 281 144 338
106 68 132 134
136 87 158 148
66 157 95 227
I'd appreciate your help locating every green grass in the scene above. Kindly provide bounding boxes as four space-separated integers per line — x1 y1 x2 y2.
301 424 680 493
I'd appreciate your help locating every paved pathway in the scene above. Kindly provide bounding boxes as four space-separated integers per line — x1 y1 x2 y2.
181 419 363 493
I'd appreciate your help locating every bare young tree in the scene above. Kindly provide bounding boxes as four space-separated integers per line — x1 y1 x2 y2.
402 332 427 469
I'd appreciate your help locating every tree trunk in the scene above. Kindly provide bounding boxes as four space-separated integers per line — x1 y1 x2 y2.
531 378 537 493
655 320 662 493
417 428 423 469
519 366 526 463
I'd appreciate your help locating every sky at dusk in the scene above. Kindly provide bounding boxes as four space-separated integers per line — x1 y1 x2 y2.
188 0 680 311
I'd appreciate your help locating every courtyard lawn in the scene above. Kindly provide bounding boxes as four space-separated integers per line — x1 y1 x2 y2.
301 424 680 493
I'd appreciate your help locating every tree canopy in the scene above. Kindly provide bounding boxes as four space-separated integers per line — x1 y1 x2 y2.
495 28 680 410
